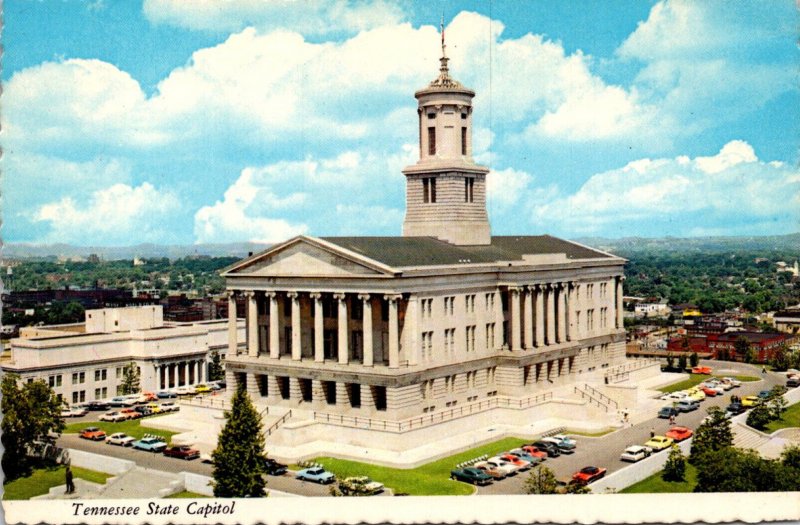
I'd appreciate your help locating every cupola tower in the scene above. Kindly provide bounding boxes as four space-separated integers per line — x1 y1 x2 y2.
402 24 491 245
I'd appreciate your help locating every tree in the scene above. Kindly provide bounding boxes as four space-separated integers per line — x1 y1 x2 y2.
746 403 772 431
212 385 268 497
694 447 798 492
677 354 687 371
662 445 686 482
524 465 559 494
208 350 224 382
780 445 800 471
767 388 787 421
1 374 66 481
769 344 790 371
734 336 750 362
119 361 141 395
690 406 733 465
689 352 699 367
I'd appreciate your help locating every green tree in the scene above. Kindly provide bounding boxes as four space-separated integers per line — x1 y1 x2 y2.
690 406 733 465
689 352 699 367
212 386 268 497
662 445 686 482
677 354 687 371
119 361 141 395
734 336 750 362
746 403 772 431
769 344 790 371
694 448 798 492
1 374 66 481
767 388 787 421
780 445 800 471
208 350 224 382
524 465 560 494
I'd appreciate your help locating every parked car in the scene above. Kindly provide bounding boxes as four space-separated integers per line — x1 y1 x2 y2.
134 406 153 417
100 411 129 422
296 467 336 484
338 476 385 495
675 400 699 412
620 446 652 462
741 396 761 408
146 403 162 414
665 426 693 442
484 458 519 476
450 467 492 486
787 377 800 388
85 401 110 411
109 396 135 407
685 389 706 402
722 377 741 388
520 445 548 460
68 406 89 417
208 383 223 391
660 392 690 402
691 366 712 375
700 386 718 397
80 427 107 440
194 384 212 394
200 453 214 464
474 461 507 480
132 437 168 452
542 435 577 453
658 406 680 419
499 453 532 471
757 389 774 401
174 386 196 396
142 392 158 402
531 441 561 458
725 402 745 416
571 466 606 485
60 407 75 418
159 402 179 412
163 445 200 460
120 408 141 419
508 448 544 466
264 458 288 475
157 390 177 399
644 436 674 452
106 432 136 446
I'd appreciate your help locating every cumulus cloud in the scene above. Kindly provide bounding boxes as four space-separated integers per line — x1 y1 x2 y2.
33 183 182 244
531 141 800 237
143 0 407 36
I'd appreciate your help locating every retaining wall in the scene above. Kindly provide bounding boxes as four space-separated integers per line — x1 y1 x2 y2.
589 438 692 493
67 448 135 475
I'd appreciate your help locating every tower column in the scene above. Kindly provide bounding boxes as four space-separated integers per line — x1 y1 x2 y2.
535 285 545 347
494 289 505 347
268 292 279 358
288 291 301 361
510 286 522 351
227 291 238 356
567 283 576 341
311 293 324 363
386 294 401 368
245 291 258 357
359 294 374 367
546 284 556 345
523 286 534 349
557 283 567 343
335 293 349 364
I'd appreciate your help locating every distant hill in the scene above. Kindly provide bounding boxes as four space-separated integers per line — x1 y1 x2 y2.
3 232 798 260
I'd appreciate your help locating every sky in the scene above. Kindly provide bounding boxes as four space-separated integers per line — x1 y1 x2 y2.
2 0 798 246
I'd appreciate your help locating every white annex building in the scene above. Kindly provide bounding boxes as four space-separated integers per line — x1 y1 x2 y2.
2 305 244 404
213 42 661 462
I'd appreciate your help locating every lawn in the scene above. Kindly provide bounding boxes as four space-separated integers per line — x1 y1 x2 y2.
567 428 614 437
165 490 209 498
620 463 698 494
765 400 800 433
64 417 177 441
659 375 760 393
3 465 111 500
310 437 529 496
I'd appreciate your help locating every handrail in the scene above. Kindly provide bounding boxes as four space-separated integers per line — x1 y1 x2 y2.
583 384 619 409
573 386 609 412
265 409 292 436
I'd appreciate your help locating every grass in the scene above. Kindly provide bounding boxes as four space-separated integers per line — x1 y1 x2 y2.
165 490 209 498
659 375 760 393
307 437 531 496
765 400 800 433
620 463 698 494
3 465 111 500
567 428 614 437
64 416 177 441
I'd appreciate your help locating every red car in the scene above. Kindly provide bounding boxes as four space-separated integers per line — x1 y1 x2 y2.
163 445 200 460
142 392 159 402
521 445 548 460
80 427 107 441
665 426 693 442
691 366 712 375
572 466 607 485
700 387 718 397
500 453 531 471
120 408 141 419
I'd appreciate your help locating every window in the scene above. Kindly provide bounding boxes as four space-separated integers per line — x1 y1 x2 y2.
465 325 476 352
72 390 86 404
444 328 455 355
485 293 495 312
465 294 476 313
48 375 62 388
586 284 594 299
461 127 467 155
421 298 433 318
485 322 495 350
600 307 608 328
94 369 107 382
422 177 437 203
421 331 434 360
428 113 436 119
72 372 85 385
94 387 107 400
487 367 497 384
600 283 608 298
444 296 455 315
116 367 122 379
350 299 362 320
587 309 595 331
464 177 474 202
427 127 436 155
575 311 581 332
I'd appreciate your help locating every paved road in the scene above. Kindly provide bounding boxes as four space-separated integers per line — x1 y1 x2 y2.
59 361 789 497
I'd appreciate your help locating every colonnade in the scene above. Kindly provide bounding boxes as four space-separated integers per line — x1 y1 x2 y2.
154 359 206 390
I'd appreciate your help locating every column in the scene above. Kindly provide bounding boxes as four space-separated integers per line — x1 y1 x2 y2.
335 382 349 407
535 285 545 347
288 292 301 361
616 276 625 329
567 283 576 341
311 293 324 362
227 291 238 356
289 377 302 401
523 287 534 349
386 294 400 368
267 376 280 400
546 284 556 345
405 295 420 365
199 361 205 383
312 379 325 404
171 363 178 388
246 372 259 398
245 291 258 357
359 294 374 367
494 289 505 347
361 384 376 410
335 293 349 364
557 283 567 343
510 286 521 351
224 369 236 396
268 292 280 358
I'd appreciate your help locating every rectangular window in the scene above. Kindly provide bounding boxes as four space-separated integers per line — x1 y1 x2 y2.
485 293 495 312
461 127 467 155
466 325 476 352
116 367 122 379
444 296 455 315
464 177 474 203
49 375 62 388
444 328 455 355
94 369 107 382
465 294 476 313
72 372 85 385
422 298 434 318
427 127 436 155
485 322 495 350
587 309 595 331
422 177 437 203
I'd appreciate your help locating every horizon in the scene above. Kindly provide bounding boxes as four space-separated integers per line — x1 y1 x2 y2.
3 1 799 246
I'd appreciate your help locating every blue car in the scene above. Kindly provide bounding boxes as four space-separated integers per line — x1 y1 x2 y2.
296 467 336 484
132 437 167 452
156 391 177 399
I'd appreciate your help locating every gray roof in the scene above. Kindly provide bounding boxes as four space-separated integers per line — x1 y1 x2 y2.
320 236 613 268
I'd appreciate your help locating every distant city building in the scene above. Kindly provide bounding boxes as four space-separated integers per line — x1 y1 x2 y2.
633 299 670 318
667 330 794 362
774 309 800 335
2 305 244 404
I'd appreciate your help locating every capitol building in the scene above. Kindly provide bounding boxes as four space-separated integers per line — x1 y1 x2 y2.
219 42 659 458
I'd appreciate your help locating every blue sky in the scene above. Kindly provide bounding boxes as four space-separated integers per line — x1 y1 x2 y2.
3 0 798 246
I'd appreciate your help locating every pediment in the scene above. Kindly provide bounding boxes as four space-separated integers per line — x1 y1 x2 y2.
223 237 395 278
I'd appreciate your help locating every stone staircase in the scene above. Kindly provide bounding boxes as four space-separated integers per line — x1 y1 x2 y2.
732 422 771 451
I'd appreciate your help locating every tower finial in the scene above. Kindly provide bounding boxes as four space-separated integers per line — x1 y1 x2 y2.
441 12 446 58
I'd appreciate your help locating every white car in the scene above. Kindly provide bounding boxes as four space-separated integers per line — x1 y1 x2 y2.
722 377 741 388
174 386 196 396
159 402 179 412
620 445 652 462
702 383 725 395
106 432 136 446
200 453 214 464
100 411 128 422
660 392 690 402
484 458 519 476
